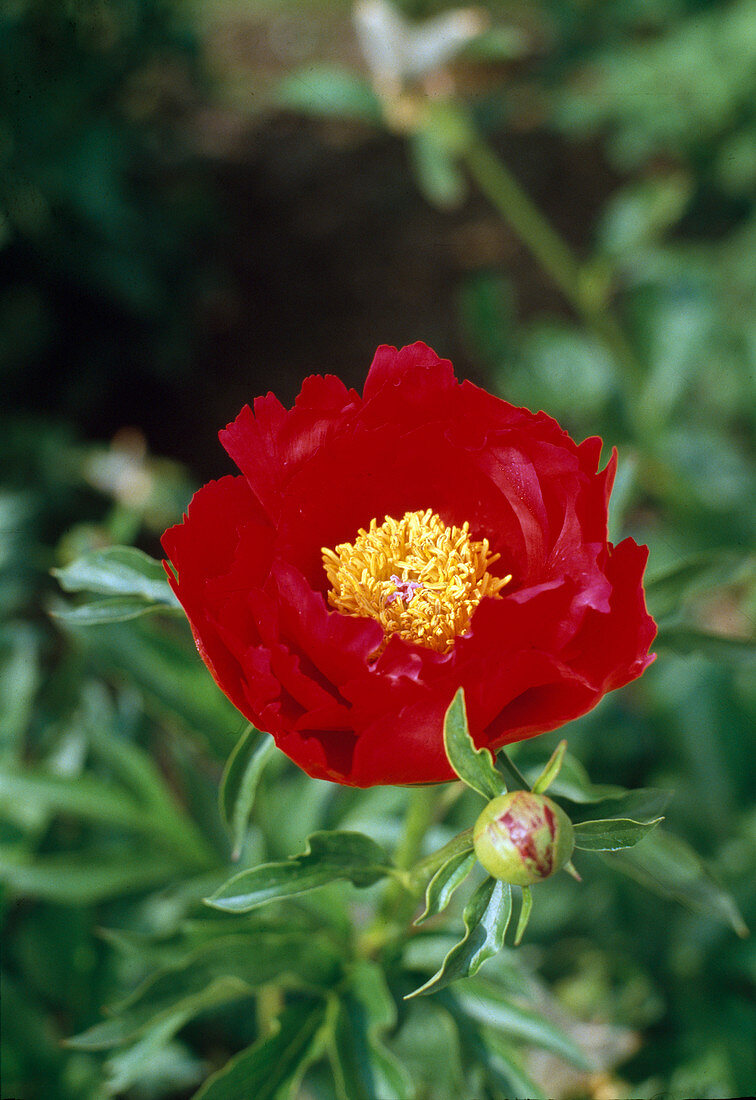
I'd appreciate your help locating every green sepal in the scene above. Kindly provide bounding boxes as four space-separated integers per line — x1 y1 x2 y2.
573 816 664 851
406 876 512 998
513 886 533 946
565 787 673 825
530 739 568 794
205 831 394 913
415 849 477 925
443 689 506 800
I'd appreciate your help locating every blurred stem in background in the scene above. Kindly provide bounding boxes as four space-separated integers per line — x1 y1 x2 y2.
409 99 649 439
462 130 643 392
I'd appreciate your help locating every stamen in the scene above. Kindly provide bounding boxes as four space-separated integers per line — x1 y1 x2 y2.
322 510 512 653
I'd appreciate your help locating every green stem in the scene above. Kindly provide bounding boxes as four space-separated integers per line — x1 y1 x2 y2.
393 785 440 874
495 749 530 792
458 126 645 396
358 786 443 955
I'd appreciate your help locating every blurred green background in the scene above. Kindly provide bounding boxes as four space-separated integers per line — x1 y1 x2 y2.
1 1 754 1098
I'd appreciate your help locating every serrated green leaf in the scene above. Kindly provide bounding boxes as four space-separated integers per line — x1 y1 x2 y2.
453 979 592 1069
415 849 476 925
603 828 748 936
205 831 394 913
53 546 178 605
443 689 506 799
51 595 167 624
219 724 275 860
531 739 567 795
277 65 382 123
194 1000 326 1100
574 816 664 851
406 877 512 998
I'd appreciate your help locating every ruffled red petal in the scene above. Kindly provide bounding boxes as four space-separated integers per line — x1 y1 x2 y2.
163 343 656 786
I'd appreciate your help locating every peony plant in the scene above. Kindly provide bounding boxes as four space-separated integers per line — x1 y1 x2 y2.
51 345 748 1097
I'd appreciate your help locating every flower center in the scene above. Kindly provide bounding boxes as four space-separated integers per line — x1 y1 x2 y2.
322 509 512 653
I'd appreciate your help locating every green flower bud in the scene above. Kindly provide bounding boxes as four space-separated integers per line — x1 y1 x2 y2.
473 790 575 885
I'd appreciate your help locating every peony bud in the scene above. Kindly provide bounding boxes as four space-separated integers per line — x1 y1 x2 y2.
473 790 575 885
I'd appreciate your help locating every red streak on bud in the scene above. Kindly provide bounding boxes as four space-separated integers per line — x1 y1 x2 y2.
543 801 557 840
501 805 554 878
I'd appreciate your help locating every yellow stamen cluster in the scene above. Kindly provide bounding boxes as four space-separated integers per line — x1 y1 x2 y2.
322 509 512 653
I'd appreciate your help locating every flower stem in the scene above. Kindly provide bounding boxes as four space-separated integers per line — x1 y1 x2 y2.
358 786 443 956
458 124 645 395
393 785 440 873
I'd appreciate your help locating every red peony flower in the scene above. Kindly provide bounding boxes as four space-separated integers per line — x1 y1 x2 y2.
162 343 655 787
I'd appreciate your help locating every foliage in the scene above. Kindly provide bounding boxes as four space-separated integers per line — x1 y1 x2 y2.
2 1 755 1098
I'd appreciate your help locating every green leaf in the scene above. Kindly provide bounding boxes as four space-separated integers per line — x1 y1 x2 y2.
564 786 673 825
406 877 512 998
531 739 567 795
392 1000 464 1097
655 624 755 664
573 816 664 851
70 932 339 1051
0 761 213 865
0 762 154 833
0 846 181 904
443 689 506 800
479 1033 550 1100
415 849 476 925
68 618 239 753
219 725 276 860
277 66 382 124
603 828 748 937
194 1000 327 1100
205 831 394 913
104 1013 203 1097
51 595 167 624
53 546 178 605
327 964 413 1100
453 979 592 1069
0 623 40 749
